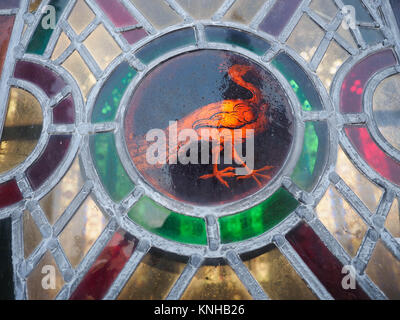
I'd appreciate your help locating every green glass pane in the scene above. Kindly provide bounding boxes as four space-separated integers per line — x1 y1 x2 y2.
205 26 271 56
291 121 329 192
128 197 207 245
136 28 196 64
90 132 134 202
219 188 299 243
26 0 68 55
91 62 136 123
272 53 323 111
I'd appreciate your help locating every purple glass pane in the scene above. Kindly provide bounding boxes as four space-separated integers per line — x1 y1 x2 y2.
95 0 138 28
26 135 71 190
14 61 66 98
340 49 397 113
0 0 20 9
122 28 148 45
259 0 302 36
52 95 75 124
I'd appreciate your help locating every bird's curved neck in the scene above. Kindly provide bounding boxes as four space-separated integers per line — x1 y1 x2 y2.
229 67 261 104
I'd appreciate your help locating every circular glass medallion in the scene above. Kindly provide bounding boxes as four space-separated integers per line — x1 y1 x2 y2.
125 50 294 206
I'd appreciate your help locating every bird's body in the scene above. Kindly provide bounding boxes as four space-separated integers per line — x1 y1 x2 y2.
127 64 273 188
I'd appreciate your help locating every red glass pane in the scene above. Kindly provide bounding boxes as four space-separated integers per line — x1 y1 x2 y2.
340 49 397 113
70 230 137 300
0 179 23 209
286 223 370 300
0 15 15 77
345 126 400 186
26 135 71 190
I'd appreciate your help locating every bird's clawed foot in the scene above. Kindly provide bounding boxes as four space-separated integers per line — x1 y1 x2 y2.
237 165 274 187
200 167 236 188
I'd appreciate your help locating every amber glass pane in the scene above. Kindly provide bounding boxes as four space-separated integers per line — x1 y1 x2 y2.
366 240 400 299
27 251 64 300
129 0 183 29
336 147 383 212
287 14 324 62
118 250 187 300
84 25 121 71
59 195 108 268
39 156 83 225
62 51 96 100
316 186 368 257
223 0 267 25
317 41 349 91
309 0 338 22
176 0 224 20
0 88 43 174
29 0 41 12
385 198 400 238
23 210 42 259
181 264 252 300
243 246 317 300
337 25 357 48
51 32 70 60
68 0 95 35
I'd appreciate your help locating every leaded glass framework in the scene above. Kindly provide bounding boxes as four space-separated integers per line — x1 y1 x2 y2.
0 0 399 300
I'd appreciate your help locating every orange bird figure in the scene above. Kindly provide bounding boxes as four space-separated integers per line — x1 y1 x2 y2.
127 64 274 188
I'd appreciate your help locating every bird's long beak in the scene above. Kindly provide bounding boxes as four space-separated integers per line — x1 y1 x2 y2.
193 119 213 130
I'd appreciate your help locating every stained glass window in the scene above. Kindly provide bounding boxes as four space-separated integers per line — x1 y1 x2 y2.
0 0 399 301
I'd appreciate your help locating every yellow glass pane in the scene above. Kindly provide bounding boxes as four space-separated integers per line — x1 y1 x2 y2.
27 251 64 300
62 51 96 100
68 0 95 35
373 73 400 151
0 87 43 174
223 0 267 25
244 246 317 300
385 198 400 238
181 264 252 300
287 14 325 62
336 147 383 213
366 240 400 299
39 156 83 225
59 195 108 268
317 40 349 91
309 0 338 22
52 32 71 60
84 25 121 71
316 186 368 256
176 0 224 20
130 0 183 30
118 250 187 300
23 210 42 259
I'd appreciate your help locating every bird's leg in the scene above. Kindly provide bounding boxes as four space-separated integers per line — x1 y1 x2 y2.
232 147 274 187
199 145 236 188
